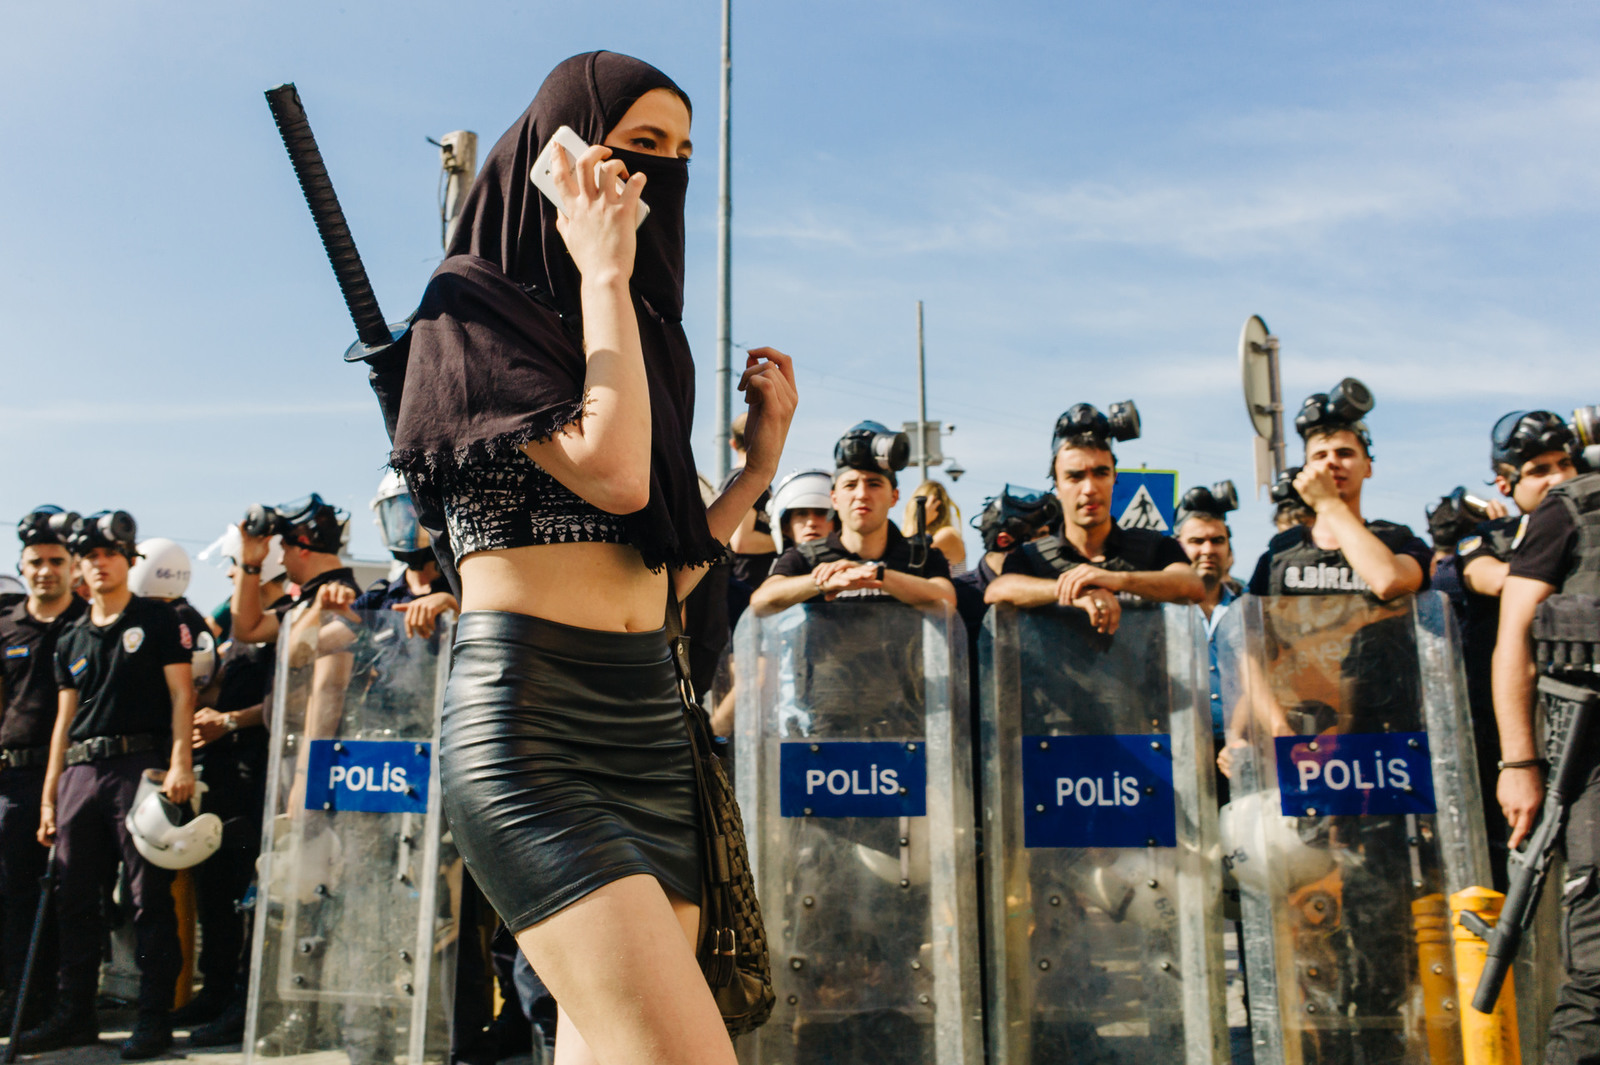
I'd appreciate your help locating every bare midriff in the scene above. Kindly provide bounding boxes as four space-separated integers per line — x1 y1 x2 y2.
458 542 668 632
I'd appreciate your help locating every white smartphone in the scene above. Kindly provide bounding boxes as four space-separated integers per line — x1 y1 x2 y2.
530 125 650 227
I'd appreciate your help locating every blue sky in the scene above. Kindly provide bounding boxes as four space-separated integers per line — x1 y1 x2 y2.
3 1 1599 612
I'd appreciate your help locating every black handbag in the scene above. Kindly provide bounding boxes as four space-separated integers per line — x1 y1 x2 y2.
665 593 774 1036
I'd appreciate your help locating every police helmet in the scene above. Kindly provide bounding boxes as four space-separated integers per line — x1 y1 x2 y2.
66 511 138 559
769 470 835 552
973 485 1061 553
126 770 222 871
128 539 191 599
17 506 80 549
197 524 287 586
370 471 432 565
243 494 347 555
1294 378 1374 452
834 421 910 482
1490 410 1574 475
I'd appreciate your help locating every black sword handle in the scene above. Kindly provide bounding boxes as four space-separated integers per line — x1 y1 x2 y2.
264 83 392 350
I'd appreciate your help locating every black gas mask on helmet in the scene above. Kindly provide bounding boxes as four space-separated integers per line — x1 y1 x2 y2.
1426 487 1493 550
1176 481 1239 526
1051 401 1140 454
1488 410 1574 487
17 506 79 548
66 511 139 559
973 485 1062 553
1294 378 1374 453
834 421 910 483
243 494 347 555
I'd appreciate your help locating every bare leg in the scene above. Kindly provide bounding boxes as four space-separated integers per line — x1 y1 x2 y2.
517 874 729 1065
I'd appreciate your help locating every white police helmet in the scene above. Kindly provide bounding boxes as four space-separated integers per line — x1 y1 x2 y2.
371 470 428 556
126 770 223 870
769 470 836 552
1218 790 1336 895
128 538 191 599
190 628 218 689
198 525 286 586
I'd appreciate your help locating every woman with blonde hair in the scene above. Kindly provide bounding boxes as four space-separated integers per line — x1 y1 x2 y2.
904 480 967 575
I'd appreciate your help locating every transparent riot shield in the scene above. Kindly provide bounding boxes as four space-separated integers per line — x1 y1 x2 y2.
733 601 983 1065
979 601 1227 1064
1216 592 1492 1065
245 607 458 1065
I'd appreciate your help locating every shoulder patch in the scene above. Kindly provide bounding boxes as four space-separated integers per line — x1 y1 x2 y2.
69 655 87 677
1511 513 1531 552
5 645 28 659
1457 535 1483 556
122 626 145 654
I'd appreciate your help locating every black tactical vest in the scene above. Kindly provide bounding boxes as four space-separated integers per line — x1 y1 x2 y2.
1261 525 1402 596
1546 474 1600 596
796 537 929 577
1016 534 1140 578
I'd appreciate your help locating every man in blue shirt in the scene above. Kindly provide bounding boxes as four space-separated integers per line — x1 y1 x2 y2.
1173 504 1241 797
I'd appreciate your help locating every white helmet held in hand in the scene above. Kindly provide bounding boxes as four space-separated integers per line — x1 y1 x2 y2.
770 470 836 552
128 539 191 599
198 524 286 586
126 770 222 870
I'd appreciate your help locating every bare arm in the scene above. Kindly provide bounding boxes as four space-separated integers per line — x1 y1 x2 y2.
1462 555 1510 598
984 573 1060 609
230 532 280 645
750 574 823 617
1493 574 1557 846
932 528 966 569
38 689 77 844
1320 506 1424 600
162 661 195 804
1061 561 1205 605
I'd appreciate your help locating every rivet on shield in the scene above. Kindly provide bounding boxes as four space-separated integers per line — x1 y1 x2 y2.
1144 785 1155 795
900 879 910 889
1146 879 1158 889
810 743 819 752
1444 1001 1455 1011
911 960 922 970
1308 741 1319 752
791 958 804 970
1408 738 1420 749
803 807 813 816
1402 784 1414 793
802 896 815 908
1035 804 1045 813
415 743 425 755
1149 741 1161 751
292 975 305 986
1037 960 1051 971
322 802 332 811
899 787 908 796
399 951 412 963
1049 896 1062 907
1146 838 1158 847
787 995 798 1005
906 742 917 751
402 983 413 995
298 942 312 953
314 884 328 896
1159 961 1172 971
1408 837 1420 846
919 995 930 1005
899 837 909 846
1431 963 1444 975
333 741 343 752
1306 1004 1318 1014
1039 740 1049 749
1307 967 1319 978
1306 807 1318 817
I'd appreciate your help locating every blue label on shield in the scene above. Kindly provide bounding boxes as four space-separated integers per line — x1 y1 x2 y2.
304 740 429 814
779 741 926 818
1275 732 1435 817
1022 734 1176 848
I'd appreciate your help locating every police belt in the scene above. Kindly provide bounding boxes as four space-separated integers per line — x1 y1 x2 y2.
0 745 50 770
64 733 163 767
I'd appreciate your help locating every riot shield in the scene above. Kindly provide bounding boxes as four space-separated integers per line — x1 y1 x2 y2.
733 601 982 1065
1216 592 1492 1065
245 607 458 1065
979 601 1228 1064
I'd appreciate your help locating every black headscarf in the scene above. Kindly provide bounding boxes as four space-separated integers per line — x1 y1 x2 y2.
388 51 720 573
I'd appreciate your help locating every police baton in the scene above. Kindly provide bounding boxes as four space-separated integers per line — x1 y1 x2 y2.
263 83 396 358
5 844 56 1061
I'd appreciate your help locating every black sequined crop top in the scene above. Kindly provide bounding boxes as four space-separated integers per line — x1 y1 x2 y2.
434 451 629 557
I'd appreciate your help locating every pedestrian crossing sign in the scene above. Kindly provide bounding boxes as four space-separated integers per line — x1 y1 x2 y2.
1112 470 1179 532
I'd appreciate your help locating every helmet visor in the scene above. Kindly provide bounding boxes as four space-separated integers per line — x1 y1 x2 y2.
375 495 420 553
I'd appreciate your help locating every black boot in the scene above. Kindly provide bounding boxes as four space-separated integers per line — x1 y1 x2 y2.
188 994 246 1047
14 995 99 1054
169 984 228 1028
120 1011 174 1061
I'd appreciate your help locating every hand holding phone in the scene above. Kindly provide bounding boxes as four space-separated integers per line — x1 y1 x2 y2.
530 126 650 228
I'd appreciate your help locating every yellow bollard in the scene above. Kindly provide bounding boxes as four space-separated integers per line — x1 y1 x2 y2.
1451 887 1521 1065
172 869 197 1009
1415 893 1465 1064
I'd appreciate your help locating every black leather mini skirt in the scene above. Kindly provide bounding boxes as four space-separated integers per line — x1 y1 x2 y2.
440 610 702 932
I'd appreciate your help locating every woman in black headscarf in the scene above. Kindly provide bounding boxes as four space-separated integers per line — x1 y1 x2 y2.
390 52 795 1063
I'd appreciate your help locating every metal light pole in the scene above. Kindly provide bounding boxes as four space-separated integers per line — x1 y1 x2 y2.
714 0 734 481
433 131 477 250
916 300 929 484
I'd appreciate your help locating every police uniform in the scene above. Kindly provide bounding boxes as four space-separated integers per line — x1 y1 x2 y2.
1507 472 1600 1062
50 595 188 1018
1246 520 1432 597
1000 523 1189 580
1456 513 1528 887
0 593 83 1012
768 522 951 595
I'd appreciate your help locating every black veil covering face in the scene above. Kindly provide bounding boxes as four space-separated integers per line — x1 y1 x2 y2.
389 51 719 573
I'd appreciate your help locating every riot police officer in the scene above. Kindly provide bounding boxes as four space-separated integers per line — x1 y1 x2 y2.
0 508 84 1028
358 473 459 635
20 511 194 1060
753 421 957 615
1493 453 1600 1063
985 401 1202 632
1245 380 1430 600
1453 412 1578 888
